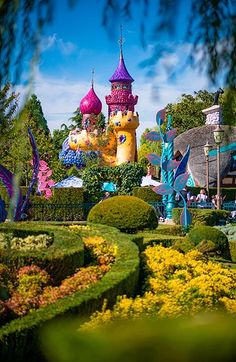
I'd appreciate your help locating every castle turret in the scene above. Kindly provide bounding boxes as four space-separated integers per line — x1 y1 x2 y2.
105 33 139 164
105 47 138 114
80 85 102 116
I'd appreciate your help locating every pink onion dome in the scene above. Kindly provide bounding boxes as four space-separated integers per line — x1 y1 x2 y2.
79 86 102 115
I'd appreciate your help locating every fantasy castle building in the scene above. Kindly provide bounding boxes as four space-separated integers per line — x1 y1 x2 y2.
60 38 139 168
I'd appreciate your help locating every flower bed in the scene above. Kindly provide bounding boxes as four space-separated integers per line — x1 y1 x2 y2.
0 223 140 361
1 234 116 321
83 245 236 330
0 223 84 285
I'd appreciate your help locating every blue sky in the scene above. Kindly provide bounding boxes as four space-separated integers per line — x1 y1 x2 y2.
17 0 214 142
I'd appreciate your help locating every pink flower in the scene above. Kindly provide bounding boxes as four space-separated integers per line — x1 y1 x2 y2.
45 189 52 199
45 170 52 177
39 160 48 167
47 180 55 187
40 165 49 172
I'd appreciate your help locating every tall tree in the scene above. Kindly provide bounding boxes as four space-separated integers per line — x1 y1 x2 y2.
166 89 235 135
24 94 50 134
3 94 54 185
69 110 83 129
52 125 71 153
0 84 19 173
0 83 19 133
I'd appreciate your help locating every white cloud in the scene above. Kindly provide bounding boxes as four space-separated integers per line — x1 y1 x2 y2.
41 34 57 52
40 34 77 56
57 38 77 56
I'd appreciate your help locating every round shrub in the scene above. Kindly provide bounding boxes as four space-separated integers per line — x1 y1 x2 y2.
188 226 230 259
87 195 158 233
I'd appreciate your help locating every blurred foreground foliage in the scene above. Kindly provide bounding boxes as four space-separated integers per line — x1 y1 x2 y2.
42 313 236 362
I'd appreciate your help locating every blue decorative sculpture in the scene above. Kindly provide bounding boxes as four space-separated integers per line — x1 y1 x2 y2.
145 109 192 230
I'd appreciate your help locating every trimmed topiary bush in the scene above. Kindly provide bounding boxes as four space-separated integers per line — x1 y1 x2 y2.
87 196 158 233
196 240 217 255
172 208 230 226
229 240 236 262
187 226 230 259
173 238 195 253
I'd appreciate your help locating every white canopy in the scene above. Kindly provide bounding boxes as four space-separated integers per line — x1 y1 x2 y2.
141 175 161 187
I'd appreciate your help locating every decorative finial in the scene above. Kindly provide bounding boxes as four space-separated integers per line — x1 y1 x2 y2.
118 25 125 57
91 69 95 88
213 87 224 105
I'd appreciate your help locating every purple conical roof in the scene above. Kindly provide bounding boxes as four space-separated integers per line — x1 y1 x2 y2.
109 51 134 83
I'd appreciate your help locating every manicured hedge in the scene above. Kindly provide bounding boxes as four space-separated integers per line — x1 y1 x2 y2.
88 196 158 232
172 208 230 226
28 188 85 221
187 225 230 259
29 201 85 221
0 224 140 361
137 231 184 249
0 223 84 285
51 187 84 203
1 187 86 221
132 186 162 202
229 240 236 262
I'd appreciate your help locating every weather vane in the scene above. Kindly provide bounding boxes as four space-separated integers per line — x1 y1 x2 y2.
118 25 125 52
91 68 95 88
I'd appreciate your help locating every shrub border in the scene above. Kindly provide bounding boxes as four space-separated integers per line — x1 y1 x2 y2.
0 223 140 361
0 223 84 284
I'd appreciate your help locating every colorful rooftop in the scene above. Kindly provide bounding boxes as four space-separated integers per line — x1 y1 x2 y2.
79 86 102 115
109 50 134 83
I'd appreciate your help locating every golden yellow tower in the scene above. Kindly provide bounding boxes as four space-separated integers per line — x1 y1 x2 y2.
105 34 139 164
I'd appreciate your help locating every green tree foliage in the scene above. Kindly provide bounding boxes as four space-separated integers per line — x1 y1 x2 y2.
0 83 19 133
166 89 235 135
114 163 145 195
1 94 56 186
24 94 50 134
52 125 71 153
69 110 83 129
0 0 53 84
138 128 162 169
96 113 106 131
70 109 106 131
0 84 19 169
19 94 53 160
82 163 145 202
166 90 214 135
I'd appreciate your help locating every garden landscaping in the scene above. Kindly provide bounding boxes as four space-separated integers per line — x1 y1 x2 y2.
0 199 235 361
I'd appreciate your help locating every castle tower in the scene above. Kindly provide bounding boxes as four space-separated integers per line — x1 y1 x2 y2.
105 32 139 164
68 75 103 151
79 71 102 131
